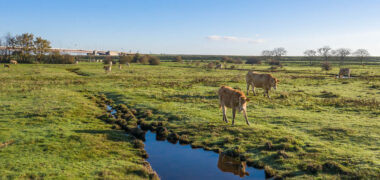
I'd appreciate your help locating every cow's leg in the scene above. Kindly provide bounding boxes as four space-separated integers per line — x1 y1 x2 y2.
251 83 256 96
265 88 270 98
222 105 228 123
246 83 250 95
232 107 236 125
243 110 250 125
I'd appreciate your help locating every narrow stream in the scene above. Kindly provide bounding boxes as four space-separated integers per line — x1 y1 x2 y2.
107 105 266 179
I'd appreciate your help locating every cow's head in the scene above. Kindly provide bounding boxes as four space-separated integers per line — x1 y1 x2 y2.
271 78 279 90
238 96 250 112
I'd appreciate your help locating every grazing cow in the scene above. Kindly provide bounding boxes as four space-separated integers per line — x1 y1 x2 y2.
10 60 17 64
339 68 351 78
4 64 10 68
217 154 249 177
215 64 222 69
104 65 111 73
246 71 279 98
104 61 113 73
218 86 250 125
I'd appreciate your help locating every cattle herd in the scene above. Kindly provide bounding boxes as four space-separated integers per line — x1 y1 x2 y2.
1 60 352 126
99 61 353 126
217 70 280 126
218 68 351 126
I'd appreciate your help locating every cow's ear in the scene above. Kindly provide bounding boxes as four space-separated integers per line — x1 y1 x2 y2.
246 98 250 102
276 79 280 83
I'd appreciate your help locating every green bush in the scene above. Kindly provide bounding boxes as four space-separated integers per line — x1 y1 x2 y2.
119 55 132 64
321 61 332 71
246 57 262 65
132 53 141 63
44 51 75 64
149 56 160 65
139 55 149 64
174 56 182 63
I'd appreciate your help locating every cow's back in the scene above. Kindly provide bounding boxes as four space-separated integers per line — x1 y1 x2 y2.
247 72 272 88
339 68 350 76
218 86 242 108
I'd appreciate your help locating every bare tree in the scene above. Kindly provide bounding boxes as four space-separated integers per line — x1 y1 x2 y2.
304 49 316 65
335 48 351 66
272 47 287 61
5 33 16 60
261 50 273 60
317 46 332 62
353 49 370 66
0 38 4 57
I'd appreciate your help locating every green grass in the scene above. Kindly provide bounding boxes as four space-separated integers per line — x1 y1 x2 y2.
1 62 379 179
0 64 155 179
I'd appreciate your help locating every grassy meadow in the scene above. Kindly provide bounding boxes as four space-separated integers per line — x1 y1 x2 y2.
0 61 379 179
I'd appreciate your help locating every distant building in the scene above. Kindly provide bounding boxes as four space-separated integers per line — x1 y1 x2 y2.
106 51 119 56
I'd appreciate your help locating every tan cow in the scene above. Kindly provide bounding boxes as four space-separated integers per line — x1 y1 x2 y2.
218 86 250 125
215 64 222 69
217 153 249 177
339 68 351 78
10 60 17 64
246 71 279 98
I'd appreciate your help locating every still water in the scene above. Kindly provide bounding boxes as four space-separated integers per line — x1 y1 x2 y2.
107 105 266 179
144 130 266 180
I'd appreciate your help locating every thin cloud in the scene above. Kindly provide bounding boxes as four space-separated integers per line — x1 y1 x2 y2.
207 35 265 44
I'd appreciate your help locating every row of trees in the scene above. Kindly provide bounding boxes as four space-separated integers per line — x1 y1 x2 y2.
303 46 370 66
111 53 160 65
260 47 370 66
0 33 52 63
261 47 287 61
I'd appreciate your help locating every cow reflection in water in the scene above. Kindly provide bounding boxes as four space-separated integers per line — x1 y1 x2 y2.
217 154 249 177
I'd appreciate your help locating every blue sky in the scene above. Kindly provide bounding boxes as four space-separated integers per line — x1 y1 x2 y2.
1 0 380 55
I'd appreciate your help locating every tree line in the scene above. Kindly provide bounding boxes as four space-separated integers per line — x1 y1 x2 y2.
260 46 370 66
0 33 75 64
302 46 370 66
0 33 372 66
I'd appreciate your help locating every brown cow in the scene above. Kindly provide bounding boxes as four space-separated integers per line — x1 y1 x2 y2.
4 64 10 68
246 71 279 98
217 153 249 177
10 60 17 64
218 86 250 125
